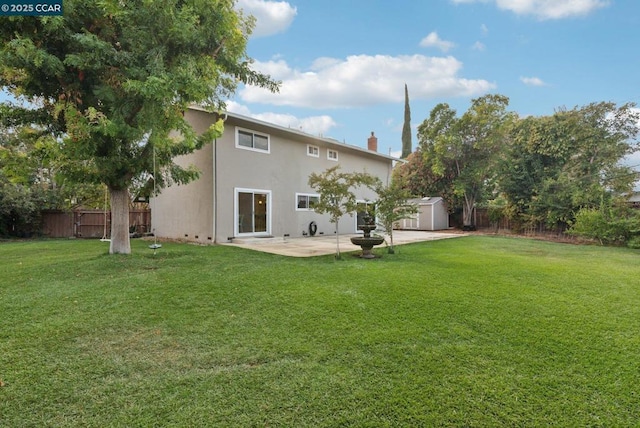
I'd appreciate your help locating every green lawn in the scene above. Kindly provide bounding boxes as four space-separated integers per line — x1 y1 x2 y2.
1 236 639 426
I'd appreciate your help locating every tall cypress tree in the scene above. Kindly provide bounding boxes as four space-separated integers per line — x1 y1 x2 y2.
401 83 412 158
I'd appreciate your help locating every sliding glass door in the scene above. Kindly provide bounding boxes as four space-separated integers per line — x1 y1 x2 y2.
236 188 271 236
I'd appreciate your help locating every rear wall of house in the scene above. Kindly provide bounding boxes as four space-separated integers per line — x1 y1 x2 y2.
153 110 393 244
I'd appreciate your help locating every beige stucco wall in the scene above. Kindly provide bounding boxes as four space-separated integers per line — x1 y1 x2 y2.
151 110 215 244
152 108 395 244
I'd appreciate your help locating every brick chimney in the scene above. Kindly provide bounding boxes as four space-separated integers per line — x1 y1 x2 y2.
367 131 378 152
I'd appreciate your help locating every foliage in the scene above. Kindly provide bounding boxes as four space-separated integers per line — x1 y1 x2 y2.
415 95 513 228
370 180 418 253
401 96 639 233
2 237 640 426
497 102 639 229
401 83 412 158
0 119 97 236
627 235 640 249
308 165 377 259
0 0 278 253
0 174 43 237
0 115 105 212
568 204 640 246
393 150 458 210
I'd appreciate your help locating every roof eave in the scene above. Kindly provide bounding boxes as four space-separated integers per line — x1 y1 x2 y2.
188 105 400 162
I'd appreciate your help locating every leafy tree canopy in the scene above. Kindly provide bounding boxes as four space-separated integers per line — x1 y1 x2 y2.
496 101 639 228
0 0 279 253
415 94 513 228
400 94 639 232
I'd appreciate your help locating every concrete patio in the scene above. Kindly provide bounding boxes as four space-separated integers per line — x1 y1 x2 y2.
223 230 467 257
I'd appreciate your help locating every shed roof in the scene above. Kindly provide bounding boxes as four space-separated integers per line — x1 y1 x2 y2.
408 197 444 205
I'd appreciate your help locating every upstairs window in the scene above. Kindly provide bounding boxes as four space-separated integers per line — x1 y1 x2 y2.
327 149 338 161
307 144 319 157
236 127 270 153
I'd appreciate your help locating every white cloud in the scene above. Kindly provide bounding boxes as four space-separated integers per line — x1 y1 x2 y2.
225 101 337 136
419 32 456 52
236 0 297 37
310 57 343 71
520 76 547 86
255 112 337 136
241 54 495 109
450 0 610 20
224 100 252 116
249 58 296 79
472 41 486 51
480 24 489 35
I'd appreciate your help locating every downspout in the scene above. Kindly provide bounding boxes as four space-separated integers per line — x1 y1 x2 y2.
213 112 228 244
213 136 217 243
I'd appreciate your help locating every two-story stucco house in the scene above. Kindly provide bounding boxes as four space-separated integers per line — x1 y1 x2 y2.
151 106 397 244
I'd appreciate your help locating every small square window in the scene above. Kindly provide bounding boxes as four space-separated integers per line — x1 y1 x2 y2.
307 145 319 157
327 149 338 161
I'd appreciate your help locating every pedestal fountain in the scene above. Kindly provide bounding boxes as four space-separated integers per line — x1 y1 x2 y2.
350 213 384 259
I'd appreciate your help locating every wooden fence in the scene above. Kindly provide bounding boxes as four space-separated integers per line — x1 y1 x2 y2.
472 207 569 239
41 209 151 238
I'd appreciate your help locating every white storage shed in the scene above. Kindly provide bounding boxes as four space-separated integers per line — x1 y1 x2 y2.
396 197 449 231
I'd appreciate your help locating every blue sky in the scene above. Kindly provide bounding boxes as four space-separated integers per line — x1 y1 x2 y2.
232 0 640 164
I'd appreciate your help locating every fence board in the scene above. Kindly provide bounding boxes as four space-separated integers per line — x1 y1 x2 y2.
41 209 150 238
41 210 74 238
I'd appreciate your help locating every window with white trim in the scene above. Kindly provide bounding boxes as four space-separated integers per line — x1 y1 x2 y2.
307 144 319 157
296 193 320 211
236 127 270 153
327 149 338 161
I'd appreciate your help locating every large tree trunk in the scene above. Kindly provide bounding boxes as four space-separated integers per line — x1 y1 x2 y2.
109 187 131 254
462 194 475 229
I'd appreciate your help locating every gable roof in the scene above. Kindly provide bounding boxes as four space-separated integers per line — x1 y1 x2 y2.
408 197 445 205
188 105 399 163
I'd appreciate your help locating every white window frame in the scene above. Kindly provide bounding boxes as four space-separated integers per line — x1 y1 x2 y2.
296 193 320 211
235 187 272 236
327 149 338 161
307 144 319 158
235 126 270 154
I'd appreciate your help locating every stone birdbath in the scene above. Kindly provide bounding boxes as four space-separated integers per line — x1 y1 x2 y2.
350 213 384 258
